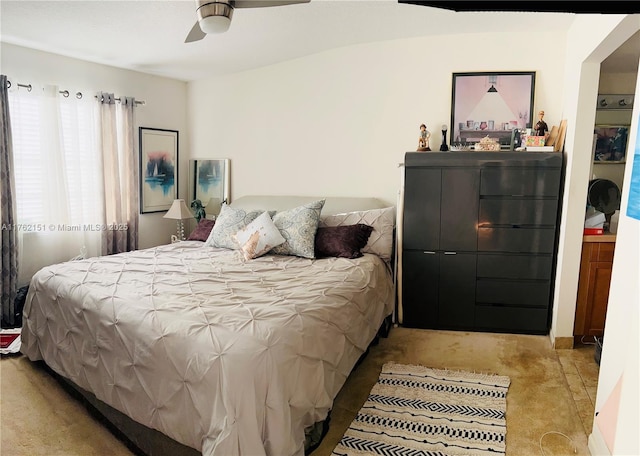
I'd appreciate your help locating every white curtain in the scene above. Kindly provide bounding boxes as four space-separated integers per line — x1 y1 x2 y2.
97 92 138 255
9 85 103 285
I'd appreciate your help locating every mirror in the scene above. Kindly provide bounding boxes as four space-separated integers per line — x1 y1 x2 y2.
188 158 230 220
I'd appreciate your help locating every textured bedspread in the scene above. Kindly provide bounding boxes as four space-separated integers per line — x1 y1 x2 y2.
21 241 394 456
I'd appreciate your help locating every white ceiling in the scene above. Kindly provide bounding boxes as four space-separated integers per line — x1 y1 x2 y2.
0 0 585 82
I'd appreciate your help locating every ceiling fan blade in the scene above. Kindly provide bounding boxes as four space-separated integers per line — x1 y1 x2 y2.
235 0 310 8
185 21 206 43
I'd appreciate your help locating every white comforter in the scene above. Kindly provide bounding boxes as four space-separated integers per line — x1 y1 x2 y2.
21 242 393 455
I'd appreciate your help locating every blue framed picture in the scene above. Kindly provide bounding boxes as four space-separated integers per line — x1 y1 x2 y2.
593 125 629 163
139 127 178 213
627 118 640 220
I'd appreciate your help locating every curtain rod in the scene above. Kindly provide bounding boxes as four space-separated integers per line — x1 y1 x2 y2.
5 79 146 105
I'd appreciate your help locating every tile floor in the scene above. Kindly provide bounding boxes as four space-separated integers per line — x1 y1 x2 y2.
557 340 601 435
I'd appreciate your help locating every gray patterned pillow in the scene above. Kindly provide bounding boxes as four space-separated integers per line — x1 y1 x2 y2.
271 199 325 259
204 203 262 249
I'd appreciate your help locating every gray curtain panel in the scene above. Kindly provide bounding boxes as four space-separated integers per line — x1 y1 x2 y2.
1 75 19 326
97 92 138 255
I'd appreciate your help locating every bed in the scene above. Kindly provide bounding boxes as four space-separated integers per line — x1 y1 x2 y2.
20 195 396 456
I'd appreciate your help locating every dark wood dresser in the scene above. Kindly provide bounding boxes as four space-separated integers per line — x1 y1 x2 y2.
402 151 563 334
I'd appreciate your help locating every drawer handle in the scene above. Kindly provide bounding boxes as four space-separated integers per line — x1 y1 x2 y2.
423 251 436 254
444 251 457 255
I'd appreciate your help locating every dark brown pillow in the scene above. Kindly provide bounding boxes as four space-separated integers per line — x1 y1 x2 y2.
187 219 216 242
314 224 374 259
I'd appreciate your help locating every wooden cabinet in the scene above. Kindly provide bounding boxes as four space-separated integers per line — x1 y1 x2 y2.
402 151 563 334
574 238 615 339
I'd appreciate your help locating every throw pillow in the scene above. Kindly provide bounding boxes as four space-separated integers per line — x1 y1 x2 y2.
187 219 215 242
315 224 374 259
271 199 325 259
232 211 285 260
319 207 395 260
204 203 262 249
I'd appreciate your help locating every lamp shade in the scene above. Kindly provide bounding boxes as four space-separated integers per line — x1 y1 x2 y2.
205 198 222 217
164 199 194 220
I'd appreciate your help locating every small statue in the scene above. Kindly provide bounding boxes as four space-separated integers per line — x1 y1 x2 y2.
534 110 549 138
417 124 431 151
440 124 449 151
190 199 206 223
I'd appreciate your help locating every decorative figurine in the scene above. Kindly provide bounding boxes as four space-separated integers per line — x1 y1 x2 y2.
439 124 449 151
534 110 549 138
190 199 206 223
417 124 431 151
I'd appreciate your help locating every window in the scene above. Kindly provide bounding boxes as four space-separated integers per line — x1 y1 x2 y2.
9 87 103 227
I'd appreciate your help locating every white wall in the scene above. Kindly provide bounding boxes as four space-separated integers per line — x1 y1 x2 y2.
187 30 567 206
546 14 639 455
592 55 640 456
549 15 636 343
1 43 189 279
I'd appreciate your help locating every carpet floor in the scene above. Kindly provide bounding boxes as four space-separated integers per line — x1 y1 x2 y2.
0 327 591 456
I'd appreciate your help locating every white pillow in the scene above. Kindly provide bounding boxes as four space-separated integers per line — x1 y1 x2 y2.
232 211 285 260
320 207 395 260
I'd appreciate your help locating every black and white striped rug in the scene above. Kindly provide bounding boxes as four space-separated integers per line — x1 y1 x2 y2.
332 362 511 456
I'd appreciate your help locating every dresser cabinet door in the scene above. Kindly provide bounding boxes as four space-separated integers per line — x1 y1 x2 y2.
438 253 476 329
440 169 479 252
402 250 439 329
403 168 441 251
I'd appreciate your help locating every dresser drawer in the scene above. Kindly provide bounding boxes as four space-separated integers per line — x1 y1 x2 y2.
479 199 558 226
477 254 552 280
476 280 551 307
480 168 561 197
478 227 556 253
475 305 549 333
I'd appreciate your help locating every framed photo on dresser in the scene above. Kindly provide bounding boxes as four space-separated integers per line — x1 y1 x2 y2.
450 71 536 149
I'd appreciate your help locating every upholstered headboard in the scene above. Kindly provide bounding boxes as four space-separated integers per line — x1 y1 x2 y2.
230 195 388 216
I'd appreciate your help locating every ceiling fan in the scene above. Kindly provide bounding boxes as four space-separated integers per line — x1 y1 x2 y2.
185 0 311 42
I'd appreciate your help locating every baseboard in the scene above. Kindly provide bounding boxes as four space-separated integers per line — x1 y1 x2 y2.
553 336 574 349
588 425 611 456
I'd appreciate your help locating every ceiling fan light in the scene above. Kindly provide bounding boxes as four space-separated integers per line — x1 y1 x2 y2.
199 15 231 34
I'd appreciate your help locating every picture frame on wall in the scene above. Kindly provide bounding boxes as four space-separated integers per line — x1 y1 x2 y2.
627 118 640 220
593 125 629 163
139 127 178 213
191 158 231 216
450 71 536 149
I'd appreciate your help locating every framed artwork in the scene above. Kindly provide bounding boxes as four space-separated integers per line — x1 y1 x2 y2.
627 117 640 220
190 158 230 216
450 71 536 149
593 125 629 163
139 127 178 213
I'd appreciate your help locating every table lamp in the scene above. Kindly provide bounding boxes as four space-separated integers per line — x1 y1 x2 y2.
205 198 222 220
164 199 194 241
